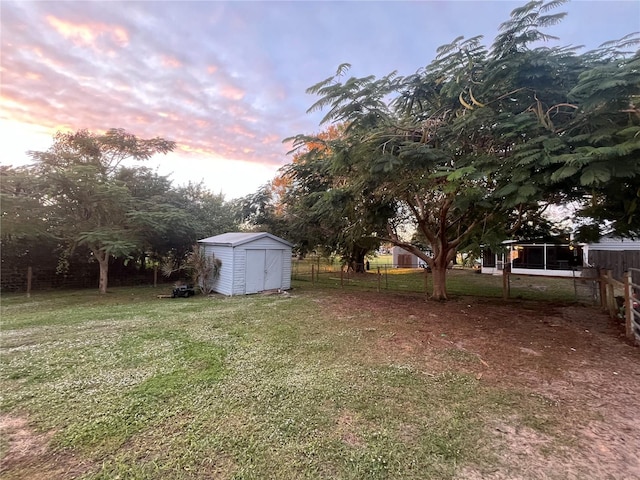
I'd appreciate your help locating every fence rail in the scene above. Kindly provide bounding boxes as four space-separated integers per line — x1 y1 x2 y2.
599 269 624 318
295 263 428 293
501 266 599 304
625 268 640 344
583 267 640 346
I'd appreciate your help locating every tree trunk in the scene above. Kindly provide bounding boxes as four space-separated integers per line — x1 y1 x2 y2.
429 245 456 301
430 258 449 301
353 249 366 273
387 237 454 300
96 251 109 294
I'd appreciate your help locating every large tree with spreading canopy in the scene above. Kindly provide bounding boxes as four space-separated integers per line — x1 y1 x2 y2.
28 128 176 293
4 130 241 292
286 0 639 299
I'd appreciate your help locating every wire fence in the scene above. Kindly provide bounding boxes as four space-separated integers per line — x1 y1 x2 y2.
0 260 612 307
291 261 595 303
0 266 182 293
503 267 600 304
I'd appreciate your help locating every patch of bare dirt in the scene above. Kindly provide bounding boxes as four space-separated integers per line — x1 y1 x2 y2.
335 410 365 447
317 291 640 480
0 415 91 480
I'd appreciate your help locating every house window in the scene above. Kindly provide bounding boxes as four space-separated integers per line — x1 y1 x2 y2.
482 249 496 268
514 246 544 269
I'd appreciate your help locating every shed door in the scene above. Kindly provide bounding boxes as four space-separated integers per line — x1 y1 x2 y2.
264 250 283 290
245 250 265 294
398 254 412 268
245 250 283 293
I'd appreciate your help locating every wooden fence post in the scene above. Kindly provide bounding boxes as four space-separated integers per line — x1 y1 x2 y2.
340 268 344 288
624 271 633 340
27 266 32 298
311 264 315 286
377 267 381 292
153 265 158 288
384 264 388 289
601 270 609 312
502 267 510 300
606 270 616 318
599 269 607 309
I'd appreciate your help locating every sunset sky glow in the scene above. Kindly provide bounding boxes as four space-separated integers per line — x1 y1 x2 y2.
2 0 639 199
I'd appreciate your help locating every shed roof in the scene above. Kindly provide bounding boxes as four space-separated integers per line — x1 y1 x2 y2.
588 235 640 250
198 232 293 248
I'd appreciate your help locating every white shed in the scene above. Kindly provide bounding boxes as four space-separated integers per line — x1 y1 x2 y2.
391 246 424 268
198 232 293 296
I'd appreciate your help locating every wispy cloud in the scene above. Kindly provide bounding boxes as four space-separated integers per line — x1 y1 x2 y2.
2 0 638 197
160 55 182 69
46 15 129 50
1 1 301 170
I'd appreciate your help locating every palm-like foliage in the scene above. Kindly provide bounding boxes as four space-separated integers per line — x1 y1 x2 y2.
161 244 222 294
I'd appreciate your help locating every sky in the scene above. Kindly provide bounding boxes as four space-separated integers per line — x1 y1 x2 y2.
2 0 639 200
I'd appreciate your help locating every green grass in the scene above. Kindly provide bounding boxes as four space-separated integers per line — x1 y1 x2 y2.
1 286 565 479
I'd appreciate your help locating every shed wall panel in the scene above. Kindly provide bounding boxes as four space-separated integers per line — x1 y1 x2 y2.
245 250 265 294
589 238 640 250
233 248 247 295
391 246 420 268
202 245 234 296
264 250 283 290
281 249 292 290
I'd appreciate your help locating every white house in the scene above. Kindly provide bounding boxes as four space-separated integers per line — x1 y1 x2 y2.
198 232 293 296
482 239 585 277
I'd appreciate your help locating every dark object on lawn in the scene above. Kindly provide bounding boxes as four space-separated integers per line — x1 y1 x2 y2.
172 284 196 298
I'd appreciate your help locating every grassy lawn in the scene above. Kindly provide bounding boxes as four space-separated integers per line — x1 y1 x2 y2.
0 280 629 479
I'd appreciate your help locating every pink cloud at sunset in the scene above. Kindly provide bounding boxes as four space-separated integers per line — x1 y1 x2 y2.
46 15 129 49
1 0 639 199
160 55 182 69
219 85 245 101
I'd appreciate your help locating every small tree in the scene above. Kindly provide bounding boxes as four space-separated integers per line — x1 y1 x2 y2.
162 244 221 294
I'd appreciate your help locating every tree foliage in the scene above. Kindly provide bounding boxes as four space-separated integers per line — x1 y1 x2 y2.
281 126 392 269
4 128 239 293
286 0 640 299
1 165 62 282
553 36 640 237
26 129 177 293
